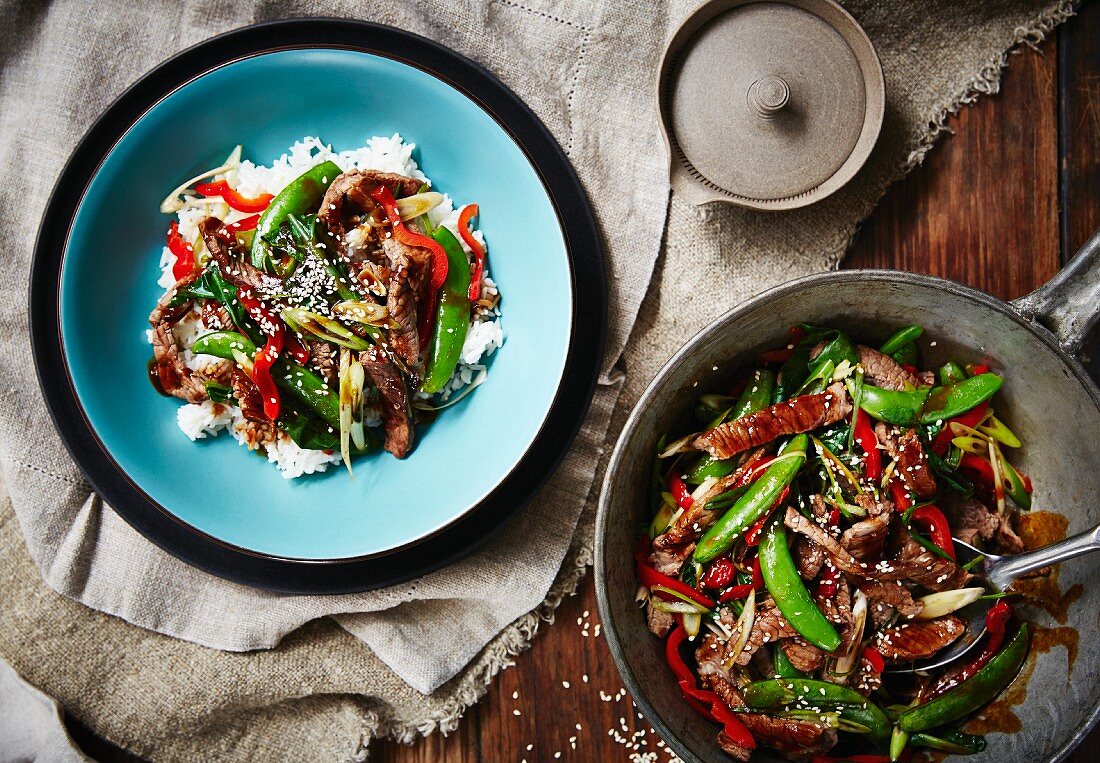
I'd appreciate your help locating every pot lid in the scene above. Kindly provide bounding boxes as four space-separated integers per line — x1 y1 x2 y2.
658 0 884 210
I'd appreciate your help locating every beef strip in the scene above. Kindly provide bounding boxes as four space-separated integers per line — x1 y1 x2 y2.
695 632 729 680
706 676 839 762
360 346 413 458
896 429 938 498
950 499 1025 554
815 576 853 627
716 730 752 763
694 383 852 460
198 217 283 295
781 638 825 673
230 366 266 422
732 603 799 667
871 615 966 663
895 537 973 591
308 340 337 386
646 601 674 638
857 345 921 390
148 270 207 403
850 653 883 696
857 579 922 620
794 536 826 580
200 300 234 331
380 236 433 376
841 510 891 560
317 170 422 263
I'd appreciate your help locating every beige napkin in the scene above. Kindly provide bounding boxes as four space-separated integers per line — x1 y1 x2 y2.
0 0 1076 760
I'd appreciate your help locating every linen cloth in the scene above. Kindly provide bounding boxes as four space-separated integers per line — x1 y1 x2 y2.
0 0 1077 760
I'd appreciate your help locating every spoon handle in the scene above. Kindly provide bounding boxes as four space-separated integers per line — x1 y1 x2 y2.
989 522 1100 590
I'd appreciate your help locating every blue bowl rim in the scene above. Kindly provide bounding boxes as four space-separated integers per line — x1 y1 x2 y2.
28 18 606 593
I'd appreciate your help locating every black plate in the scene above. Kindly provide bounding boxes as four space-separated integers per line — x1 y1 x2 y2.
28 18 605 594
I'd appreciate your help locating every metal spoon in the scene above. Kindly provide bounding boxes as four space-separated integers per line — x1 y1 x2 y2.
887 522 1100 674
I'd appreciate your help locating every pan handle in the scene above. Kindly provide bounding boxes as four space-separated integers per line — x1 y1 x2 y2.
1012 228 1100 355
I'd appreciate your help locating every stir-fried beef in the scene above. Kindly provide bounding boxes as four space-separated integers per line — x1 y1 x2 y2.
360 346 413 458
794 536 826 579
858 579 922 620
857 345 920 390
733 603 799 667
841 510 891 560
198 217 284 295
950 499 1025 554
308 339 337 386
781 638 825 673
200 300 234 331
895 537 972 591
148 270 207 403
696 632 729 680
380 236 433 375
231 366 266 422
896 430 938 498
814 576 853 627
871 616 966 663
716 729 752 763
706 676 839 762
317 170 422 262
646 601 674 638
694 383 852 460
850 653 883 696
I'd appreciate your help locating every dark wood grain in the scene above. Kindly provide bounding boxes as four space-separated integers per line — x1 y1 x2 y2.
68 13 1099 763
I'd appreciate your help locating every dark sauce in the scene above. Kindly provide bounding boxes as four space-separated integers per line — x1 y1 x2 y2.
147 357 171 397
1012 512 1084 623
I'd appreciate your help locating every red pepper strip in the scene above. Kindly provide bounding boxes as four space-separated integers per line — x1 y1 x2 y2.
701 557 736 590
827 506 842 526
718 583 755 603
931 401 989 456
862 646 885 673
665 623 696 685
812 755 893 763
889 477 912 511
925 601 1011 699
457 204 486 302
709 699 756 750
751 557 763 591
744 485 790 546
959 452 995 491
901 363 919 374
238 291 286 420
416 298 438 353
284 332 311 366
758 347 793 364
637 561 716 609
220 213 261 238
194 179 274 214
371 185 449 291
852 408 882 481
668 471 694 510
969 363 991 376
910 504 956 560
167 222 194 281
1021 472 1033 494
816 563 842 597
736 454 775 488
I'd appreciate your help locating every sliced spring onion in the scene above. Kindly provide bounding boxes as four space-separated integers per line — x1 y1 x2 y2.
658 432 700 458
333 300 390 327
723 588 756 670
915 587 985 620
650 599 710 615
412 368 488 410
650 585 712 612
635 585 650 607
690 476 718 505
160 145 243 213
394 191 444 220
649 499 676 539
978 415 1022 448
832 590 868 676
230 347 253 375
989 439 1006 514
348 359 366 450
683 612 702 639
281 307 371 351
814 437 863 496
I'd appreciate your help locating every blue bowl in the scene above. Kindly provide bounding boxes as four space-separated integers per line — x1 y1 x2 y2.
31 20 604 590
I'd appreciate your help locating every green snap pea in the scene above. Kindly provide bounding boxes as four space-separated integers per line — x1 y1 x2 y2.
847 378 930 425
909 729 987 755
938 361 967 386
744 679 891 743
891 341 919 367
759 516 841 651
898 624 1029 733
192 331 341 429
693 435 807 563
251 160 342 269
773 646 807 679
880 325 923 355
421 226 472 394
688 370 775 484
920 373 1003 424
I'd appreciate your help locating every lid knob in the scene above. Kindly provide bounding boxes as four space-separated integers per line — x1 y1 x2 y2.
748 75 790 118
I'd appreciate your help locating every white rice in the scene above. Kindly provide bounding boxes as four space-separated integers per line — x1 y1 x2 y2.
157 135 503 477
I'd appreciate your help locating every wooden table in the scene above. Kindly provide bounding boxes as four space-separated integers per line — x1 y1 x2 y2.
67 6 1098 762
372 6 1100 762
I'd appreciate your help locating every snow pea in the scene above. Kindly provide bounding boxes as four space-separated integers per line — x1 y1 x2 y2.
421 226 472 394
687 369 774 484
898 624 1029 733
192 331 341 429
938 361 967 386
693 435 808 563
759 515 842 651
879 325 923 355
773 646 807 679
251 160 342 270
909 729 987 754
920 373 1003 425
744 678 890 743
847 378 930 425
891 341 919 367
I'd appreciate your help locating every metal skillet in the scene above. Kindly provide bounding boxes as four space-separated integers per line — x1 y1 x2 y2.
596 230 1100 763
